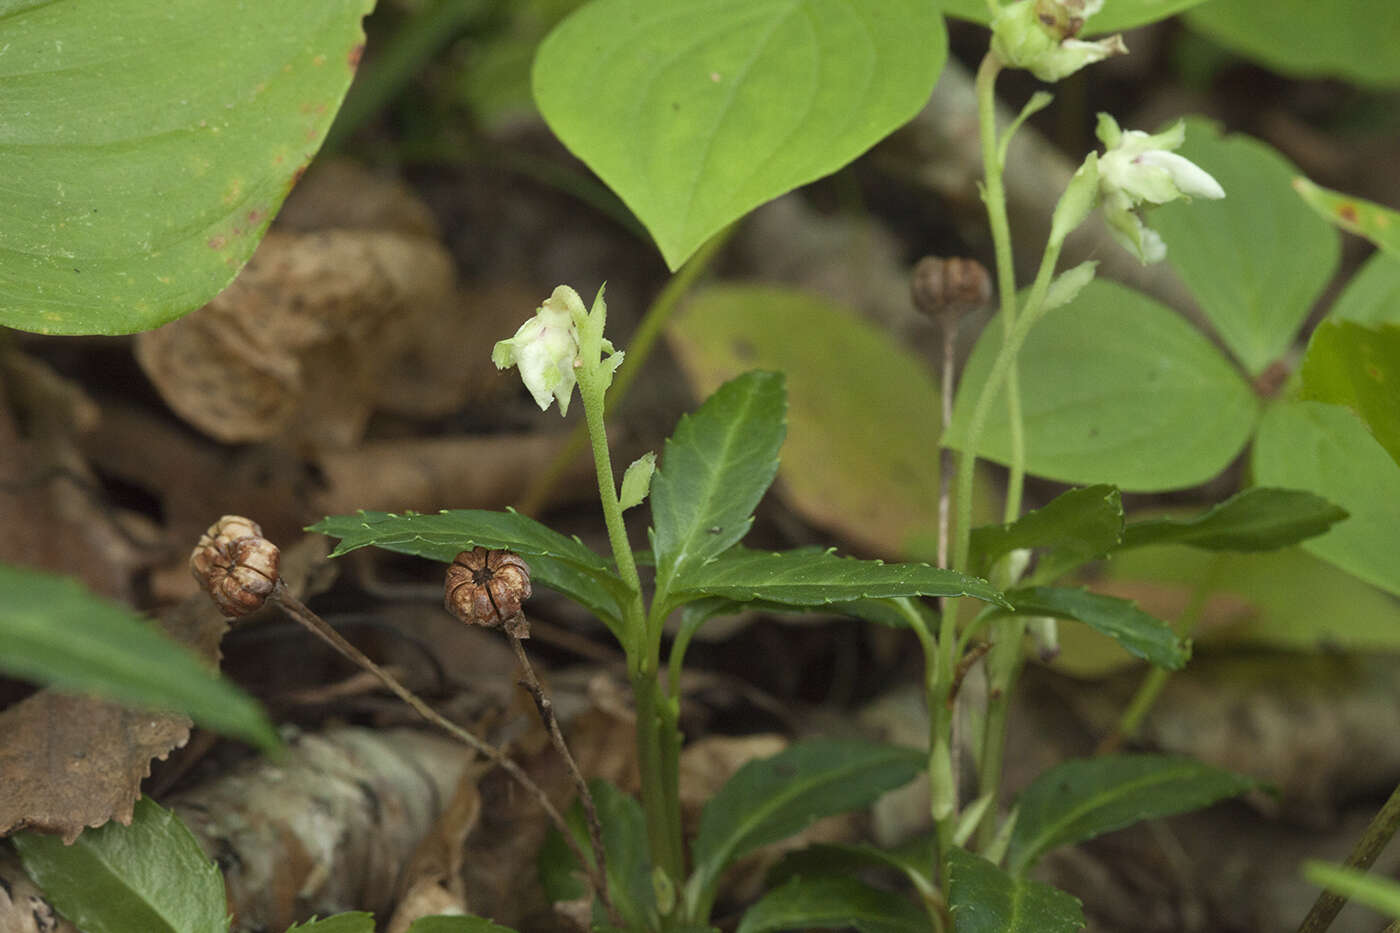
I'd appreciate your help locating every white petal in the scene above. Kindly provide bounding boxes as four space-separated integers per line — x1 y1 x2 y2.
1142 150 1225 199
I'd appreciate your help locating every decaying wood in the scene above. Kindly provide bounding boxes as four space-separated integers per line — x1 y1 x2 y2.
170 727 473 931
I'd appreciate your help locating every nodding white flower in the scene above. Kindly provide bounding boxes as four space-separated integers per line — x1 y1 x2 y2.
990 0 1127 83
1096 114 1225 264
492 285 587 416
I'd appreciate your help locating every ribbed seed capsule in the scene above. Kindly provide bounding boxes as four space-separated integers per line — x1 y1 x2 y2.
445 547 532 638
190 515 280 617
910 256 992 322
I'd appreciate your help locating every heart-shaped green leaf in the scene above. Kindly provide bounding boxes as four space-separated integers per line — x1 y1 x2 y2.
532 0 945 269
1253 400 1400 595
933 0 1211 33
946 279 1258 491
1152 120 1340 376
1331 252 1400 327
0 0 373 335
1186 0 1400 86
1301 319 1400 466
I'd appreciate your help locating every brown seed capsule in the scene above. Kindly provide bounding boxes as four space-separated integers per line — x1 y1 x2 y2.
445 547 532 637
190 515 281 617
910 256 992 321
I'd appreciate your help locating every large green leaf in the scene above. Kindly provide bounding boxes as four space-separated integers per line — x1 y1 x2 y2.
651 371 786 597
309 509 624 631
287 915 376 933
1152 120 1339 376
1293 179 1400 259
1301 319 1400 465
667 284 998 560
1121 487 1348 552
1185 0 1400 86
932 0 1210 33
1006 755 1256 875
945 279 1258 491
1006 586 1189 670
0 0 373 335
0 562 276 750
766 839 935 893
1332 252 1400 327
1304 862 1400 921
970 485 1123 579
735 876 929 933
532 0 945 270
946 848 1084 933
670 547 1009 610
13 797 227 933
686 740 923 916
1254 401 1400 595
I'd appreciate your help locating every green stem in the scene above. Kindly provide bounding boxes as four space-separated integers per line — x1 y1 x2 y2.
518 229 732 516
973 616 1026 850
1102 556 1224 754
973 53 1026 525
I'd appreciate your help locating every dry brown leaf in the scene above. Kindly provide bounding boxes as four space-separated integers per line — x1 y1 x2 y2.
135 228 456 450
0 595 229 842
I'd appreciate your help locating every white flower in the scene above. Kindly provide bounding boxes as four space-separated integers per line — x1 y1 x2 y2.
990 0 1127 83
492 285 587 415
1096 114 1225 263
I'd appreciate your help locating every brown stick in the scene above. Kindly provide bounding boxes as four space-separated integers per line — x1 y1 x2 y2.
271 585 618 924
507 629 612 915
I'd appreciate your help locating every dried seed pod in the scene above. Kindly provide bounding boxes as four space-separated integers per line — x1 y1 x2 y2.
444 547 531 637
190 515 281 617
910 256 992 322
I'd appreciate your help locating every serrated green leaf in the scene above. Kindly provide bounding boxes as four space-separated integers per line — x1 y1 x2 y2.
0 562 276 750
0 0 373 335
650 371 786 593
1304 862 1400 921
970 485 1123 579
1121 487 1348 552
407 915 522 933
1006 755 1256 875
1152 120 1339 376
667 284 999 561
539 779 655 931
1254 401 1400 595
766 839 935 894
1293 178 1400 257
946 847 1084 933
933 0 1209 32
1301 319 1400 465
533 0 945 270
1055 543 1400 677
1185 0 1400 86
1332 252 1400 327
13 797 227 933
309 509 624 632
670 547 1009 610
735 875 929 933
1006 586 1188 670
687 740 924 917
945 279 1258 491
286 913 376 933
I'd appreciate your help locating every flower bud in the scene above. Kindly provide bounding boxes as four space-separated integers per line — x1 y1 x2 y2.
1095 114 1225 264
190 515 280 617
990 0 1126 82
492 286 586 416
444 547 532 638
